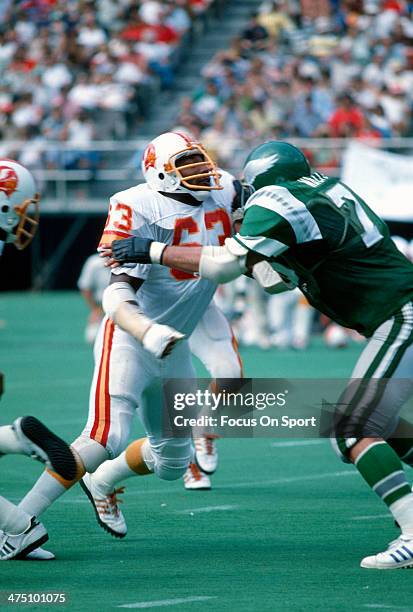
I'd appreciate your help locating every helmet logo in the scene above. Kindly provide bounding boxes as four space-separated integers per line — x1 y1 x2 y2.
143 144 157 171
243 154 279 185
0 166 18 197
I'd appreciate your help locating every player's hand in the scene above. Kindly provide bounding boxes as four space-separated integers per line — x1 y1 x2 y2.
142 323 185 359
98 244 120 269
112 236 154 264
251 260 296 294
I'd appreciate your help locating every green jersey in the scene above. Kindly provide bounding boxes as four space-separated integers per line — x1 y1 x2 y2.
235 173 413 337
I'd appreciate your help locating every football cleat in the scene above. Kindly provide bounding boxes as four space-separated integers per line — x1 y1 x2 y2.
80 473 127 538
13 416 77 481
0 517 48 561
361 535 413 569
194 435 218 474
25 547 55 561
183 463 211 490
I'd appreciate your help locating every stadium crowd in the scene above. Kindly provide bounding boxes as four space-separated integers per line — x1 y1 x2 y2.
174 0 413 171
0 0 214 168
2 0 413 349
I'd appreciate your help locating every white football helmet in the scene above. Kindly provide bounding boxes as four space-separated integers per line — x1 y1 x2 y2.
142 131 222 201
0 160 40 250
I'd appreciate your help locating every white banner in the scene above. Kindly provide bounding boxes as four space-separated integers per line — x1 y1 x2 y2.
341 141 413 222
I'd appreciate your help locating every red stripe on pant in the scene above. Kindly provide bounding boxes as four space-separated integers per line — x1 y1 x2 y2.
90 319 114 445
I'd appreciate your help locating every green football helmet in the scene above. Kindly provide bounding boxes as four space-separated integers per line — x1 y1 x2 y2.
243 141 311 190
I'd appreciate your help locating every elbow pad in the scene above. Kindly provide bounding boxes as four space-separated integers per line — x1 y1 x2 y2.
199 239 247 284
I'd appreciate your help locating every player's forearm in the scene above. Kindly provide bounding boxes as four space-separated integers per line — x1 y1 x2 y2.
162 244 247 283
102 283 151 341
109 236 247 284
102 281 184 359
161 246 202 273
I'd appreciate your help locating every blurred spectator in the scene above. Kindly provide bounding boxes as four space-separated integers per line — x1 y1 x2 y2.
368 103 394 137
257 1 296 40
1 0 213 165
173 0 413 176
201 113 241 166
290 92 324 136
192 80 222 125
329 94 364 137
241 12 270 50
78 252 111 345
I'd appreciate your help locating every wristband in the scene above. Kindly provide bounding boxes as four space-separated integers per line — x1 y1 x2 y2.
149 241 167 264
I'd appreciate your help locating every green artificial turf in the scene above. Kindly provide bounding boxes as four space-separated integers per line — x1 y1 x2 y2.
0 293 411 611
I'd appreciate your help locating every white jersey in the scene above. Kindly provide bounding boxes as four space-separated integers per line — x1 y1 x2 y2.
99 171 235 335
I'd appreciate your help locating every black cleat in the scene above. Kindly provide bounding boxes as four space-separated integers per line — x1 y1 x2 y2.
14 416 77 480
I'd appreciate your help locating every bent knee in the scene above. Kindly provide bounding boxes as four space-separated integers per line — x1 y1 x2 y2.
155 462 188 481
151 439 193 481
71 436 109 472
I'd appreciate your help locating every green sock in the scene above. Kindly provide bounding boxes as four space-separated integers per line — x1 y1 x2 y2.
355 441 411 507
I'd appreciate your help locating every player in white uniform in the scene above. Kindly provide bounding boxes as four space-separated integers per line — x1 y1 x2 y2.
78 252 111 344
3 133 243 547
0 160 77 560
78 132 241 534
78 252 241 488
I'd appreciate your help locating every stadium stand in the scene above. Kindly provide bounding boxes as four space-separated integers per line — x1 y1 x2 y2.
0 0 221 162
175 0 413 172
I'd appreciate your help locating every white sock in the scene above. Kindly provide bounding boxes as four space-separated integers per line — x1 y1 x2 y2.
0 496 31 534
0 425 25 455
18 471 66 517
92 451 138 497
390 493 413 538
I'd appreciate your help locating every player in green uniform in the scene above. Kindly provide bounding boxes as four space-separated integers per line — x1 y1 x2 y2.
81 142 413 568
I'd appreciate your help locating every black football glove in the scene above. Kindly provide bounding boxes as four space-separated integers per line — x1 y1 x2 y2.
112 236 154 264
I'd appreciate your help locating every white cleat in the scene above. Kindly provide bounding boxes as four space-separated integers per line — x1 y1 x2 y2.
184 463 211 490
361 535 413 569
80 473 127 539
0 517 48 561
194 435 218 474
25 547 55 561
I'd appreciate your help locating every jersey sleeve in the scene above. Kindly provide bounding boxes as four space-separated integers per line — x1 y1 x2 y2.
99 191 156 281
99 193 149 246
234 186 322 258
